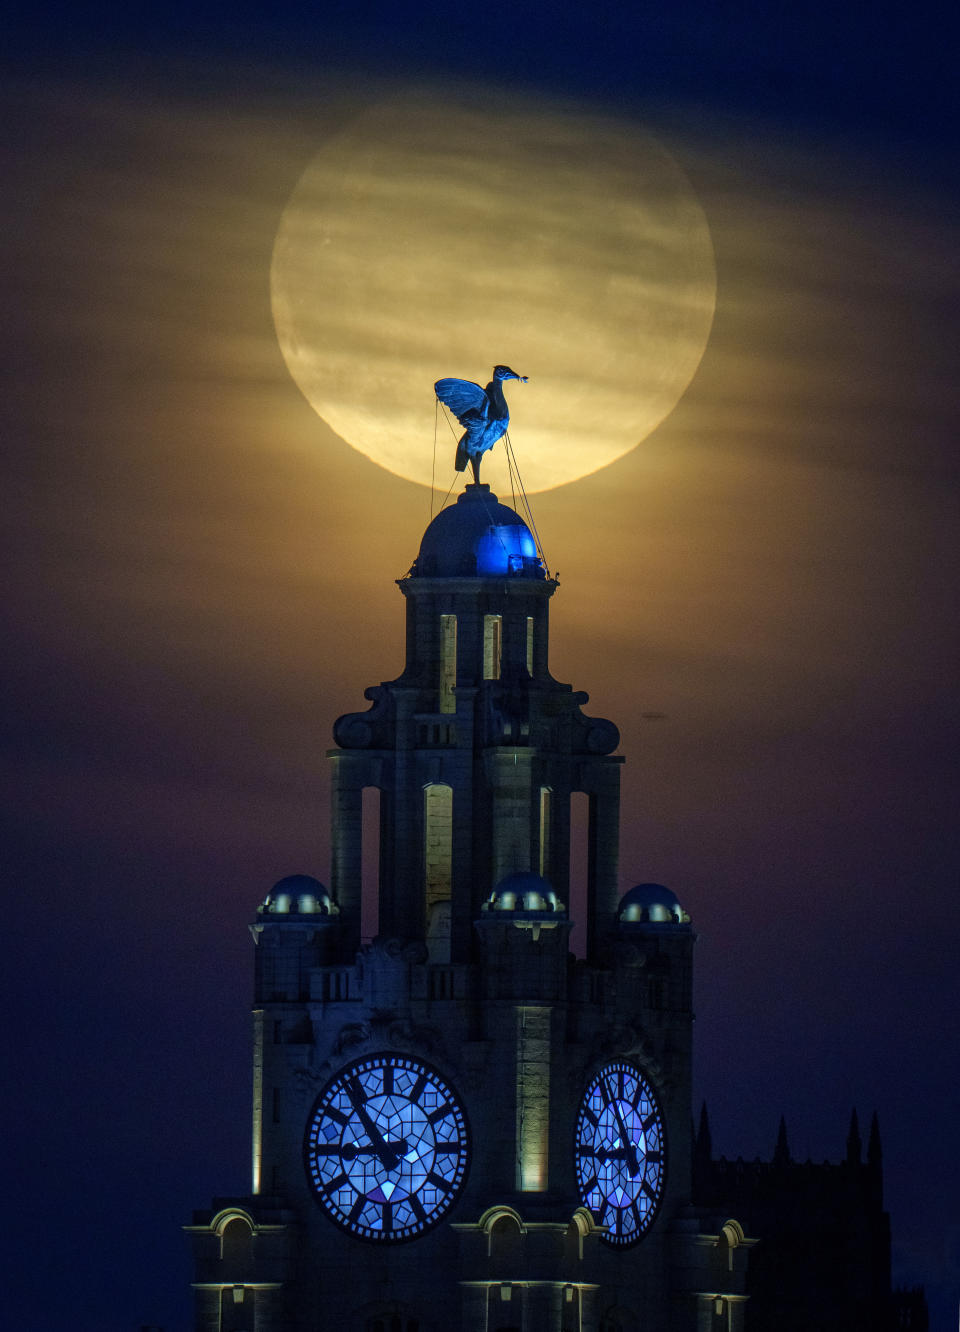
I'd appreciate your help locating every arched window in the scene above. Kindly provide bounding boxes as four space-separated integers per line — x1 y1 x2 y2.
220 1216 253 1264
563 1219 581 1265
718 1218 745 1272
489 1212 524 1268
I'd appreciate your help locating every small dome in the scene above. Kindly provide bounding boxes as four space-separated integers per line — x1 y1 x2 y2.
483 870 565 915
258 874 339 917
412 485 545 579
617 882 690 926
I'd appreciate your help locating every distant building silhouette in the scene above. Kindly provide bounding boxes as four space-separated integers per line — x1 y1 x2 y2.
692 1105 914 1329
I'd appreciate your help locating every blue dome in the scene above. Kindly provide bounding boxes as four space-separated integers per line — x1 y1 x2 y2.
483 871 564 914
413 484 545 579
259 874 338 917
617 883 690 926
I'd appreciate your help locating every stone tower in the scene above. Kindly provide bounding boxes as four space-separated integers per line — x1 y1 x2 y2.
187 484 752 1331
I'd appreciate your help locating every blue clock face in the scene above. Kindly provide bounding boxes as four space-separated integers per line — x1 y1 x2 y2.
574 1061 666 1246
304 1054 470 1242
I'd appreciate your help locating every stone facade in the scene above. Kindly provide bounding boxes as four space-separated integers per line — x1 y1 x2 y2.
186 485 757 1330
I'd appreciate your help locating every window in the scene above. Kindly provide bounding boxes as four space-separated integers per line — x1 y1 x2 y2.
484 614 502 680
539 788 552 879
490 1214 523 1267
424 783 453 912
525 616 534 674
220 1217 253 1264
439 615 457 713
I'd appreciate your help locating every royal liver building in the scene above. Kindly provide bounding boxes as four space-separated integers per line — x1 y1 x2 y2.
186 476 759 1331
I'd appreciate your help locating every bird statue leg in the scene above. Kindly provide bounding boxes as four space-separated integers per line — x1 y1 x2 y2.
435 367 526 485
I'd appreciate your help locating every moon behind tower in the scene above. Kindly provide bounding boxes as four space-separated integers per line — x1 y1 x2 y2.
271 94 716 493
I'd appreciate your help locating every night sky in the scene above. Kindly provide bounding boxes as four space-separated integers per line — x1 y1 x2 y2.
3 4 958 1330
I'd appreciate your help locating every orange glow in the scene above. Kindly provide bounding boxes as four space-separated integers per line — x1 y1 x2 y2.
271 92 716 493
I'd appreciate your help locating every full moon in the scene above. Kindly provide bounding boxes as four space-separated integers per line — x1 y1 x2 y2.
271 92 716 493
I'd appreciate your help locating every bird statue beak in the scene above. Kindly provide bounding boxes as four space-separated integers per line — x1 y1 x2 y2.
518 375 528 383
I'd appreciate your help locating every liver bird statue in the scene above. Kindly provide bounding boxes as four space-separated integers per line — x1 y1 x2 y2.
434 365 527 483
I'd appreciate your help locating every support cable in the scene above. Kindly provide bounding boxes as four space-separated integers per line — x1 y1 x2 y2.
503 431 551 577
432 402 551 576
431 398 440 520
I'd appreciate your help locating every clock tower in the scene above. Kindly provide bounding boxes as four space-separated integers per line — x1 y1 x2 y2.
187 483 753 1331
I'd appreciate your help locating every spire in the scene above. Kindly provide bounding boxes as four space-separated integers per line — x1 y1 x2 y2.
866 1111 884 1208
867 1111 882 1168
772 1115 791 1168
692 1101 713 1198
696 1101 713 1159
846 1107 862 1165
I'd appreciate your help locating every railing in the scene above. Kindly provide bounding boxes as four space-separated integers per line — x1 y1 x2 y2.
315 968 353 1002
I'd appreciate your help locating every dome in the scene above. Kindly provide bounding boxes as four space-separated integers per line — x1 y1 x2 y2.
258 874 339 917
412 484 545 579
483 870 565 915
617 882 690 926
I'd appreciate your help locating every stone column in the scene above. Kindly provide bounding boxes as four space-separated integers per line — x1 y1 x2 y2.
329 759 362 953
516 1006 552 1192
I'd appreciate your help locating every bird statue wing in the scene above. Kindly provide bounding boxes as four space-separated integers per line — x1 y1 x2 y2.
434 377 489 424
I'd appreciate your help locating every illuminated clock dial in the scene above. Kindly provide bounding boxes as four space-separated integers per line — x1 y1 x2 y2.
304 1054 469 1242
574 1060 666 1246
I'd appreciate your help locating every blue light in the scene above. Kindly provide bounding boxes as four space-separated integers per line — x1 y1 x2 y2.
575 1061 666 1247
476 524 538 577
305 1054 469 1242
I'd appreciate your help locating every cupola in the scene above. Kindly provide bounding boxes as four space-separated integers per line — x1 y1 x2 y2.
257 874 339 918
617 882 691 928
411 484 545 579
482 870 566 917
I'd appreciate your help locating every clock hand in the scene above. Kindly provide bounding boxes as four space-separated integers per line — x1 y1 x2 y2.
603 1077 640 1178
344 1078 401 1171
597 1145 635 1164
341 1138 409 1162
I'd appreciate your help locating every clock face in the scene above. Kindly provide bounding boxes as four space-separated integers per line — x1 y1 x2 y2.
304 1054 470 1242
574 1060 666 1246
